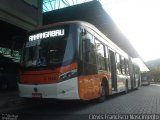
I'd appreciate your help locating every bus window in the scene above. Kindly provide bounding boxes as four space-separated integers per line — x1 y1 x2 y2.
23 25 76 69
89 35 96 65
84 32 96 65
124 59 129 75
121 56 125 74
116 54 122 74
105 46 109 71
48 38 66 65
83 32 97 74
95 39 105 71
25 46 38 62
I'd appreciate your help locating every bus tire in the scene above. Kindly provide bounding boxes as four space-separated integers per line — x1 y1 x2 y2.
124 80 128 94
97 81 107 103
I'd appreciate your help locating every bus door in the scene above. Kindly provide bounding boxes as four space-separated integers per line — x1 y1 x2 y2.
128 59 134 89
109 50 117 91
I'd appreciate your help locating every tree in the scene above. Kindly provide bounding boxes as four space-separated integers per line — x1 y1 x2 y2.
149 66 160 83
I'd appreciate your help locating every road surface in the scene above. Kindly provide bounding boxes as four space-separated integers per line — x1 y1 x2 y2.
1 85 160 120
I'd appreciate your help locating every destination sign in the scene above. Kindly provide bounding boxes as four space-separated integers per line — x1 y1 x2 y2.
29 29 65 41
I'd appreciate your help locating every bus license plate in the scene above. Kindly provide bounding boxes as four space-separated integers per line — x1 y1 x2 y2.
32 93 42 98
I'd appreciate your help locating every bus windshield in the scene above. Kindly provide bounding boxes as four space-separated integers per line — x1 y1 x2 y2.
22 25 77 69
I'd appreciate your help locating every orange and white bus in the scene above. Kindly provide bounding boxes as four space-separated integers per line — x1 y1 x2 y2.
19 21 140 102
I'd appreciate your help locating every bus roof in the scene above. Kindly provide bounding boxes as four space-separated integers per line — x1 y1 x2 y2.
43 1 139 58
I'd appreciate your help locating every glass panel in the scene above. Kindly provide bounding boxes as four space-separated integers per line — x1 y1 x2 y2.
48 37 67 65
22 25 77 69
116 53 121 74
105 46 109 71
43 0 100 12
95 39 105 70
85 32 96 65
121 56 125 74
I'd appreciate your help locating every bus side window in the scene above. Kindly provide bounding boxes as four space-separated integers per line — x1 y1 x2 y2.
105 46 109 71
83 32 97 74
116 53 122 74
121 56 125 74
125 59 128 75
95 39 105 71
85 32 96 65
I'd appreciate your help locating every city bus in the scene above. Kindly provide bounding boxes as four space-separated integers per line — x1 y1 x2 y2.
141 72 150 85
19 21 140 102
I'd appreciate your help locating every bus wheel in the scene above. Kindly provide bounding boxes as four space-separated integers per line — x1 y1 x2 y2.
124 80 128 94
97 82 106 103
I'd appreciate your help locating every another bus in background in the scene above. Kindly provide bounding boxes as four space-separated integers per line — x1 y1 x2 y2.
141 72 150 85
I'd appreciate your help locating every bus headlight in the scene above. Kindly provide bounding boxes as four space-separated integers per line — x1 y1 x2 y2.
59 69 77 82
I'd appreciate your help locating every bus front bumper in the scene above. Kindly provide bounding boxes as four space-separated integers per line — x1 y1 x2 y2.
18 77 80 100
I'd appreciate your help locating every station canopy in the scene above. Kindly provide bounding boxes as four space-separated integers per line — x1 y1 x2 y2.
43 0 101 12
43 0 139 58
